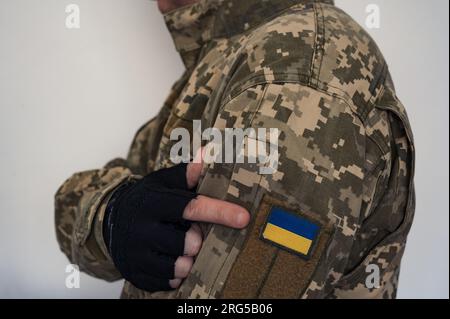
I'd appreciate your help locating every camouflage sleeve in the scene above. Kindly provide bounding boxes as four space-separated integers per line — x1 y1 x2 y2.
176 82 414 299
54 72 187 281
55 168 133 281
325 77 415 299
54 112 170 281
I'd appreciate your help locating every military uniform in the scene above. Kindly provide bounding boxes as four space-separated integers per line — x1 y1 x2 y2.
55 0 415 299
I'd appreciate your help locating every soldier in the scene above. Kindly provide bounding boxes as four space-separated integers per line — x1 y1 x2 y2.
55 0 415 299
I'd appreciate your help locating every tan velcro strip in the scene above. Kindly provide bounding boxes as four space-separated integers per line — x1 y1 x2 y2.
258 227 332 298
221 195 332 299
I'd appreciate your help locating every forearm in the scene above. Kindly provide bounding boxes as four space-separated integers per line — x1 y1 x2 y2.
54 166 135 281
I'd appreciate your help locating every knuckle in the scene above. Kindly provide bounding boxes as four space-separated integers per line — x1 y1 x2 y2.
196 197 207 213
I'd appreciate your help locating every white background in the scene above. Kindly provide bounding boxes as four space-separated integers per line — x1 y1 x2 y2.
0 0 448 299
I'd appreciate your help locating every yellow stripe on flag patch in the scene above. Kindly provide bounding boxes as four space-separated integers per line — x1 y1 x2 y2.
263 223 313 255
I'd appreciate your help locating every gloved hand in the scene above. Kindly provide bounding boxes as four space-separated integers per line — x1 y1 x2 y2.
103 160 250 292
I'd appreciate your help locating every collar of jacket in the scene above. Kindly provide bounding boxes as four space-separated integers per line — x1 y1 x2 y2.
163 0 335 69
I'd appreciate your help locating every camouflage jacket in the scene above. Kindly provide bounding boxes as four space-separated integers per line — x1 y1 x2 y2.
55 0 415 299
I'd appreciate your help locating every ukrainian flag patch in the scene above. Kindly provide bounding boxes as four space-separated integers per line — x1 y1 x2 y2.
261 207 320 259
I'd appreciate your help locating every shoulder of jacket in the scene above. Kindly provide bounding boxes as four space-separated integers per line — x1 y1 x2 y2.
226 3 389 126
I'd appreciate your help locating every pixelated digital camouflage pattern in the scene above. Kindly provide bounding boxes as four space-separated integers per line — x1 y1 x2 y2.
55 0 415 299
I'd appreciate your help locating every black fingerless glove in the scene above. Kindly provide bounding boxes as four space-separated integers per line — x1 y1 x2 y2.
103 164 197 292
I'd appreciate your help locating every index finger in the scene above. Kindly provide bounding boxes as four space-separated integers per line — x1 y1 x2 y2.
183 195 250 229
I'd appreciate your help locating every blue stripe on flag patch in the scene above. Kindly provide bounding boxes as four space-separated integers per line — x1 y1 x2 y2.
267 207 320 240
